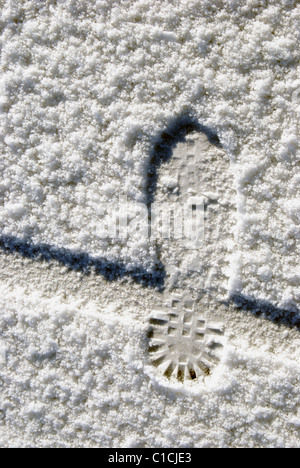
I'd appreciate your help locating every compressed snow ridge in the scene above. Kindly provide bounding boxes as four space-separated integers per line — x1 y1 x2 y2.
0 0 299 307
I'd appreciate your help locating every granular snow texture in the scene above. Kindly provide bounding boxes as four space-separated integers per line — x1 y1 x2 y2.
0 0 299 307
0 0 300 448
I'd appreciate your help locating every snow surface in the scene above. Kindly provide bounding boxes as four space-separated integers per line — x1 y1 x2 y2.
0 0 300 448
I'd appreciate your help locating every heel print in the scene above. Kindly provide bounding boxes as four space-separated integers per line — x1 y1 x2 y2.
148 294 225 382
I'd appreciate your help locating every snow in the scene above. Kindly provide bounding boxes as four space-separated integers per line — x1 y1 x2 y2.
0 0 299 448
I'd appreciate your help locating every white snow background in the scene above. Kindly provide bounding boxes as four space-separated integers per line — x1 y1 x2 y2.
0 0 300 448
